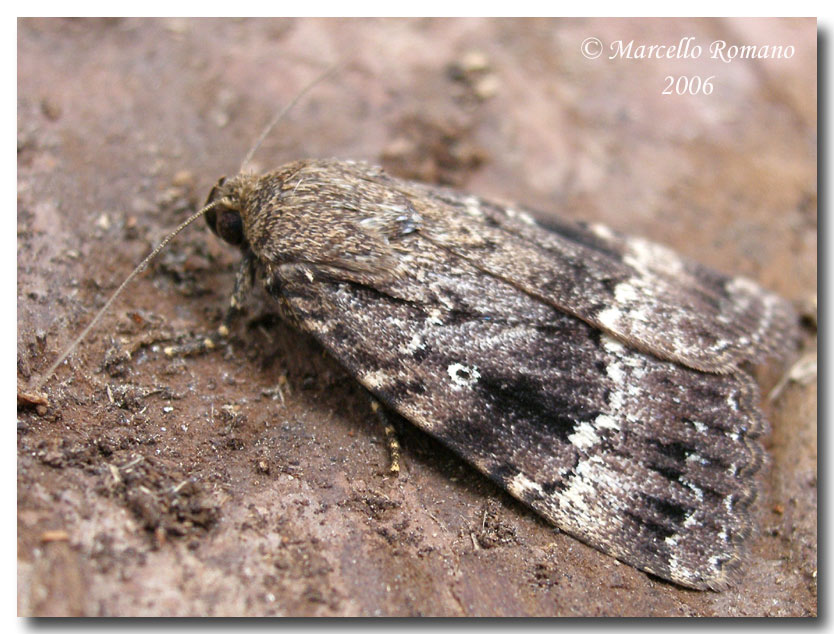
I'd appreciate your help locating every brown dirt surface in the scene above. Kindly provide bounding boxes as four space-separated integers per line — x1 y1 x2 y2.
17 17 816 616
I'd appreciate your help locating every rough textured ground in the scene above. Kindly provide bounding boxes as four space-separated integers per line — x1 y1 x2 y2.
17 17 816 617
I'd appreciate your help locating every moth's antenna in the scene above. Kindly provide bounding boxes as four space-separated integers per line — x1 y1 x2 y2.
33 200 222 390
239 63 340 173
34 65 338 390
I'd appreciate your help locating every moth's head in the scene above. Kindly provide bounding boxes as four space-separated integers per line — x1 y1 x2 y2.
204 175 249 248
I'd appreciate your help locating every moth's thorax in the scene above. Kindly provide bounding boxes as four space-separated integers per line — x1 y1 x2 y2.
216 159 426 275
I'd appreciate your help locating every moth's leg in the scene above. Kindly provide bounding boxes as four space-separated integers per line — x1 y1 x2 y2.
218 250 257 337
130 252 256 361
162 334 218 358
768 350 817 402
371 398 402 475
165 252 256 358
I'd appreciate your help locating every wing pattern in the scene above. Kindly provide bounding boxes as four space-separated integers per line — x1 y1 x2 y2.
216 159 796 590
275 232 767 589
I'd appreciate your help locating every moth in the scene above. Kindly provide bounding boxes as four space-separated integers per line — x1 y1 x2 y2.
201 158 797 591
35 73 797 592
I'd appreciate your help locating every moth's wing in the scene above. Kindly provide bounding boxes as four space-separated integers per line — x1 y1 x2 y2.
414 187 797 373
275 235 765 590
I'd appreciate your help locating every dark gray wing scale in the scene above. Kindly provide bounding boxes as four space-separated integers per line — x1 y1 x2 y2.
416 187 797 373
275 234 764 590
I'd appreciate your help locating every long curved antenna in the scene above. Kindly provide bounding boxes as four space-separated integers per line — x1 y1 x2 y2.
35 64 339 390
239 63 341 172
33 201 222 389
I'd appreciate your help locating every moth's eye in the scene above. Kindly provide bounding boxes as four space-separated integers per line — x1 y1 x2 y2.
204 206 218 235
204 177 227 235
217 210 244 246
